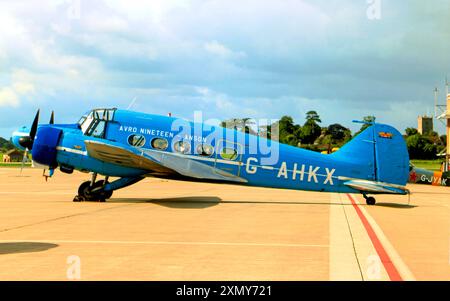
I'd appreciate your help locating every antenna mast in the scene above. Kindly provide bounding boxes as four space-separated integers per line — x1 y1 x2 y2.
434 87 438 119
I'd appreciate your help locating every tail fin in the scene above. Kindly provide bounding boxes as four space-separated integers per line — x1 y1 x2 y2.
331 123 409 186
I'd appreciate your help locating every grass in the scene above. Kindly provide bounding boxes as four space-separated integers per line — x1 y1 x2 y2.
410 159 444 171
0 163 32 168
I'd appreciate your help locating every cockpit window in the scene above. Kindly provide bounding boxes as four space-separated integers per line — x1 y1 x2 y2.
81 111 94 134
79 108 116 137
78 116 87 125
93 109 115 121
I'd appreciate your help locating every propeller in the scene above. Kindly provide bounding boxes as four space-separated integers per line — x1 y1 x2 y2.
18 109 40 150
17 110 54 176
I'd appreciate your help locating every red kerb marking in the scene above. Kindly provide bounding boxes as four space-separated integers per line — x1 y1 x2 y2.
346 194 403 281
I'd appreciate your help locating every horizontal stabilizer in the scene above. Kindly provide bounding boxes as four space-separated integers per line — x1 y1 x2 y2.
340 177 409 195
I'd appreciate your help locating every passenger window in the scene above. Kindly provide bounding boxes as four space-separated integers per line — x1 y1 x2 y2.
128 134 146 147
173 141 191 154
197 144 214 157
220 147 238 161
151 138 168 150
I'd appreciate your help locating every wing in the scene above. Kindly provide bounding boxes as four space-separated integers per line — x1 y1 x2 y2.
84 140 247 183
339 176 409 195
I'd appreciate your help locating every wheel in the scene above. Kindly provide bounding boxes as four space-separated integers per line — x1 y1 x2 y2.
78 181 94 200
91 180 113 200
77 180 113 202
366 197 376 206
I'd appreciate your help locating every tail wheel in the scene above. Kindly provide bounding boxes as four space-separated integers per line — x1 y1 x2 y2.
366 197 376 206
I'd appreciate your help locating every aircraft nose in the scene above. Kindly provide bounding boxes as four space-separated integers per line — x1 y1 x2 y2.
11 126 29 151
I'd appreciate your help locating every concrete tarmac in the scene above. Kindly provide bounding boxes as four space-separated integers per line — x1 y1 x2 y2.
0 168 448 280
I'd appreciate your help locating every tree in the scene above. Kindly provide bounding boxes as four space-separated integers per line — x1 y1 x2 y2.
258 124 272 139
284 134 299 146
305 111 321 123
221 118 256 135
425 131 441 145
276 116 300 145
0 137 15 154
406 134 438 160
328 123 350 142
405 128 418 136
300 111 322 144
240 118 256 135
353 116 376 137
220 118 241 130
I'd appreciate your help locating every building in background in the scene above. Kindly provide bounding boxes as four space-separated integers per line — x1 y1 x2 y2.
417 115 433 135
2 149 23 162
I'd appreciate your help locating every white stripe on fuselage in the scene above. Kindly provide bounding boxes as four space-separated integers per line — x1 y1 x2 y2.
56 146 88 156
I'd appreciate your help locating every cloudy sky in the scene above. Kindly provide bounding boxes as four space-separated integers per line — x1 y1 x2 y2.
0 0 449 138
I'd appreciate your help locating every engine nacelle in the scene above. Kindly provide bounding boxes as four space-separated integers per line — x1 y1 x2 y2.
32 126 62 169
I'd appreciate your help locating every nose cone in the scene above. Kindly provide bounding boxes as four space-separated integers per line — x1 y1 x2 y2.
11 126 30 151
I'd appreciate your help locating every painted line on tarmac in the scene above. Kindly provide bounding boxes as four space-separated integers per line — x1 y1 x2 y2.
0 239 328 249
0 191 73 195
329 194 363 280
346 194 415 281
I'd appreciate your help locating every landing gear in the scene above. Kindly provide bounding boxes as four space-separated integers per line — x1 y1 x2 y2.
363 194 376 206
73 175 144 203
73 173 113 202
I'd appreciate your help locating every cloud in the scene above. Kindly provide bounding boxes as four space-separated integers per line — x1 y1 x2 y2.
0 88 19 108
204 40 246 59
13 82 35 95
0 0 449 137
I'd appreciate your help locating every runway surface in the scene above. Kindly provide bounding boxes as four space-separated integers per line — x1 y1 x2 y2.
0 168 449 280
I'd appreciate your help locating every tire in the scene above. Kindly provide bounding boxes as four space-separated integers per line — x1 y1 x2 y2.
78 181 93 200
366 197 376 206
92 180 113 200
78 180 113 201
73 195 84 202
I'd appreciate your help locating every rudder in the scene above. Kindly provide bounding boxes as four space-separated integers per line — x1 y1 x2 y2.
331 123 409 186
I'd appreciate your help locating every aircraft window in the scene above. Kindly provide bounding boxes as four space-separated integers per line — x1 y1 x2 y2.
151 138 168 150
78 116 87 126
93 109 115 121
220 147 238 161
128 134 146 148
173 141 191 154
197 144 214 157
90 120 106 138
81 112 94 134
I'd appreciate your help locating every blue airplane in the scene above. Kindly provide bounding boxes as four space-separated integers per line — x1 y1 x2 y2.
11 108 410 205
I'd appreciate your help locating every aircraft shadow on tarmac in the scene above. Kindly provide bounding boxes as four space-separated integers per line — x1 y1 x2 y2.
108 197 417 209
374 203 417 209
0 242 58 255
110 196 222 209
